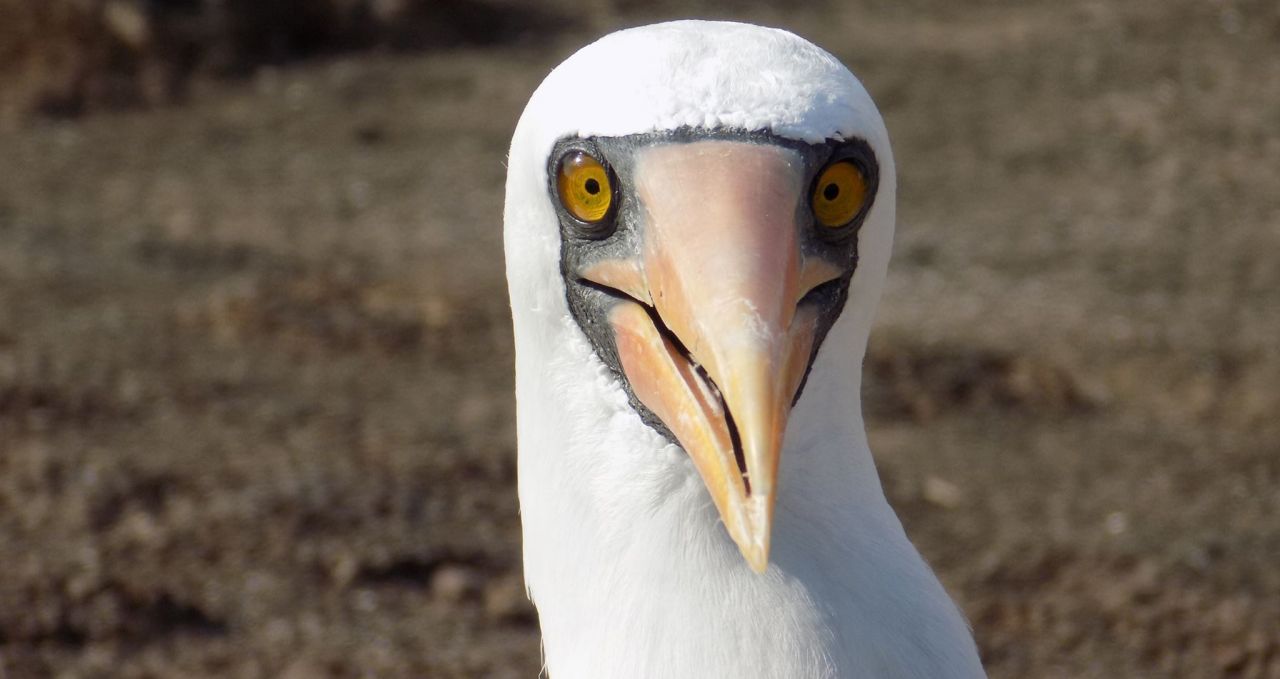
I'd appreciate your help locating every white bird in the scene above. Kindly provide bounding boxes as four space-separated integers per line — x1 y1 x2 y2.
503 20 986 679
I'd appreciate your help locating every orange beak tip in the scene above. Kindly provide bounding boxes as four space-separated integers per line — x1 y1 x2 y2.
742 533 771 574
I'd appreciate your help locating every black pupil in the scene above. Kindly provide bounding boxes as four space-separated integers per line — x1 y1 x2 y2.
823 183 840 201
584 178 601 195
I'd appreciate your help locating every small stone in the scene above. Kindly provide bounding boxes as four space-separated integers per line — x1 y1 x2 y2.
328 553 359 588
371 0 410 23
922 476 963 509
118 509 162 545
430 565 480 604
103 0 151 49
422 296 453 329
65 572 99 601
1104 511 1128 535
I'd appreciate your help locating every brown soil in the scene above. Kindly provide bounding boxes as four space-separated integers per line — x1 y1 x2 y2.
1 1 1278 677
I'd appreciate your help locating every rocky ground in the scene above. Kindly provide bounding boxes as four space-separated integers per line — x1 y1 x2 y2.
0 0 1278 677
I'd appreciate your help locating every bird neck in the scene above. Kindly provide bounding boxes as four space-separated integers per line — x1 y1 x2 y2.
520 433 982 679
514 319 984 679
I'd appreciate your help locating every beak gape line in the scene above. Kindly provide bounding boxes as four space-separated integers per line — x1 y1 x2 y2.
553 130 877 572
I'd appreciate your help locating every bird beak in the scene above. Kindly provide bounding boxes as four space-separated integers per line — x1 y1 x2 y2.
581 141 841 573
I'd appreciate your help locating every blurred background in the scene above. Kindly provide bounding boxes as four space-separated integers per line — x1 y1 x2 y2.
0 0 1277 677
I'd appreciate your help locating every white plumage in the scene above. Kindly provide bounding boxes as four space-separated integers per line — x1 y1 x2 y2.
504 20 986 679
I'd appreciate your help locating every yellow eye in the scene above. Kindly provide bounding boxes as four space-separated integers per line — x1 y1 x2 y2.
557 151 614 223
811 161 868 229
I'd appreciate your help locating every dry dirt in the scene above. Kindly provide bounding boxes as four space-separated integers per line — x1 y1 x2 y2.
1 1 1278 677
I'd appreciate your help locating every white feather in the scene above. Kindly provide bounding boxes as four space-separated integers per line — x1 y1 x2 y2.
504 20 986 679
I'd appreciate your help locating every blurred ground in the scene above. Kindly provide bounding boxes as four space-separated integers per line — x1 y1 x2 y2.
1 0 1279 677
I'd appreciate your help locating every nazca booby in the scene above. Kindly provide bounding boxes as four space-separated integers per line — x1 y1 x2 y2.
504 20 986 679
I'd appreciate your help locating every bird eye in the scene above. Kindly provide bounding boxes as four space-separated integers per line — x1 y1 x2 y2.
557 151 615 225
811 160 867 230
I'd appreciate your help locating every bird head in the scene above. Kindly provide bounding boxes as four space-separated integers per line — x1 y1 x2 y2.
505 21 896 573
